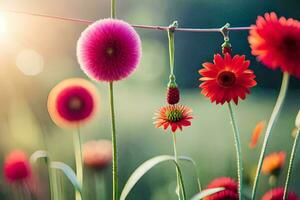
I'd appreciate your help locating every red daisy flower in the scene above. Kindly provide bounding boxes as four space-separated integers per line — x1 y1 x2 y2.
204 177 238 200
153 105 192 133
48 78 99 128
262 187 298 200
83 140 112 169
249 12 300 78
199 54 257 105
4 150 31 183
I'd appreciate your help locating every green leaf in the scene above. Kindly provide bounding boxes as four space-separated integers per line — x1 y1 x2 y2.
50 161 82 196
179 156 202 192
190 187 225 200
120 155 186 200
30 150 48 163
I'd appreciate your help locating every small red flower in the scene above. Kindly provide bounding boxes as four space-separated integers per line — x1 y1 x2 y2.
154 105 192 132
262 187 298 200
199 54 256 105
47 78 99 128
249 12 300 78
3 150 31 183
204 177 238 200
83 140 112 169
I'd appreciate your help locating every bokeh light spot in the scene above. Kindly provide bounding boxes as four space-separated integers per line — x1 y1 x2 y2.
16 49 44 76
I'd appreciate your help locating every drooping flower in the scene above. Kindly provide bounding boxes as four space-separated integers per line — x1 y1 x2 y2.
203 177 238 200
83 140 112 169
77 18 142 82
4 150 31 183
262 187 298 200
248 12 300 78
47 78 99 128
249 120 266 148
262 151 286 176
199 54 257 105
153 105 192 133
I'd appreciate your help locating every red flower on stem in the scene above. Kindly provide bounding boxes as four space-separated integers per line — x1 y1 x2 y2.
249 12 300 78
199 54 256 105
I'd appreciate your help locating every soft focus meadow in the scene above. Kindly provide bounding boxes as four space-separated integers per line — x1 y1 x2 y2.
0 0 300 200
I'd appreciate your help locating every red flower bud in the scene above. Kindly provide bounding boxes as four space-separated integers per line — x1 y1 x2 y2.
167 86 180 105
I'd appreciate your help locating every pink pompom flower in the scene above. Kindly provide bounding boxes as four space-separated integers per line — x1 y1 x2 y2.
77 18 142 82
3 150 31 183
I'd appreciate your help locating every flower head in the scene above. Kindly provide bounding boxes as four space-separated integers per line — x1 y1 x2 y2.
77 18 142 82
249 12 300 78
154 105 192 133
262 187 298 200
4 150 31 183
262 151 286 176
48 78 99 128
199 54 256 105
249 120 266 148
83 140 112 169
203 177 238 200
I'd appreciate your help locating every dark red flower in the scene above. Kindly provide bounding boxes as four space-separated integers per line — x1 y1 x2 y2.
204 177 238 200
166 86 180 105
262 187 298 200
4 150 31 183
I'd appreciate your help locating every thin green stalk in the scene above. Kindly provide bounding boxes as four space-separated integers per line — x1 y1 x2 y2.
251 72 290 199
167 22 177 76
227 102 243 200
109 82 119 200
52 168 59 200
95 173 106 200
111 0 116 18
172 133 182 200
283 128 300 200
44 156 56 200
73 126 83 200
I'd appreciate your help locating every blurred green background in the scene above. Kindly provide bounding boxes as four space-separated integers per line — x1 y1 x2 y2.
0 0 299 199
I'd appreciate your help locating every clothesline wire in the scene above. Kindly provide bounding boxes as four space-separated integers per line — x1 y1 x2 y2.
1 9 252 32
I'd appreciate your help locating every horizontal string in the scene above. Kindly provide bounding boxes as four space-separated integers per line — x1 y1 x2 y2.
1 9 251 32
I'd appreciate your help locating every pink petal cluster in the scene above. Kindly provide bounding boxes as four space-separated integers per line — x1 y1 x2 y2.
77 19 142 82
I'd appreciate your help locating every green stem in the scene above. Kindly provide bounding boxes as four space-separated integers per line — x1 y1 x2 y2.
172 133 182 200
45 157 55 200
227 102 243 200
52 168 59 200
283 128 300 200
167 25 175 75
111 0 116 18
73 126 83 200
95 173 106 200
251 72 290 200
109 82 119 200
